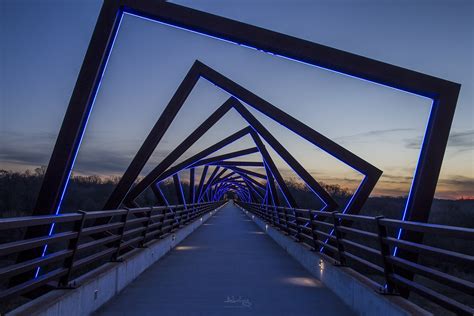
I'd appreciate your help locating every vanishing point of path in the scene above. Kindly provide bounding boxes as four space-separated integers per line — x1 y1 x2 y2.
95 202 355 316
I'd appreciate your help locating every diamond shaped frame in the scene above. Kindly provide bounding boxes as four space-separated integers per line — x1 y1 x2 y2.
25 0 461 279
119 70 379 215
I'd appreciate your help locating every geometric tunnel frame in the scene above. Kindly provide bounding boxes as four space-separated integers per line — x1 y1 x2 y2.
142 123 302 210
24 0 461 285
153 147 268 206
123 94 359 212
114 63 382 217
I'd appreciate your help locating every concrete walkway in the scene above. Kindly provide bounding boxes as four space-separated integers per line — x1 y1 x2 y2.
95 202 355 316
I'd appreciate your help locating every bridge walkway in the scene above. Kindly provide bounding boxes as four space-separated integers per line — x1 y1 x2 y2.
95 202 354 315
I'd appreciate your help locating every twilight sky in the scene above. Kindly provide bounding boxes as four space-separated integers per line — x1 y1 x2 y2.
0 0 473 200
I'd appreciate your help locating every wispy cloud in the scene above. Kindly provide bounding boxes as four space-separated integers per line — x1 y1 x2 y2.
447 130 474 152
437 175 474 188
282 169 474 199
435 175 474 199
0 131 174 176
0 131 56 166
405 129 474 152
335 128 415 144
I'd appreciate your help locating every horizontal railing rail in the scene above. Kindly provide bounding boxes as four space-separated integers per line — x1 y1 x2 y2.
0 200 226 302
236 201 474 316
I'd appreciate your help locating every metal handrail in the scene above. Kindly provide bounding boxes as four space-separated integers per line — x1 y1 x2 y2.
236 201 474 316
0 200 225 302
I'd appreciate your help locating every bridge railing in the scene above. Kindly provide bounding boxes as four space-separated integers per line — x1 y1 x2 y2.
0 200 225 303
236 201 474 315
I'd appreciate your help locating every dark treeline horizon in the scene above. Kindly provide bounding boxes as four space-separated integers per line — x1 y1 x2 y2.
1 168 473 230
1 167 472 282
0 167 352 213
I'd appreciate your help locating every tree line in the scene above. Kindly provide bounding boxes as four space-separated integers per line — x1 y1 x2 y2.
1 168 472 230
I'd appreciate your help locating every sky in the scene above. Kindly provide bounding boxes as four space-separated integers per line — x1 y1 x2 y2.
0 0 473 200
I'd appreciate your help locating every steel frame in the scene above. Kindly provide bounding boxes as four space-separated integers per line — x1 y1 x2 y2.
117 66 381 215
24 0 460 289
145 126 292 207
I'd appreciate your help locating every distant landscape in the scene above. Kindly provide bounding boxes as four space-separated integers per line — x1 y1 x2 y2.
2 168 472 271
1 168 472 228
1 168 472 315
3 167 472 259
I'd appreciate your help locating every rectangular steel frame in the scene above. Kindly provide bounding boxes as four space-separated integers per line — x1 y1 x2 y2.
26 0 460 288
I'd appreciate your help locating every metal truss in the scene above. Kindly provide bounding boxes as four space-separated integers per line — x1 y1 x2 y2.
21 0 460 291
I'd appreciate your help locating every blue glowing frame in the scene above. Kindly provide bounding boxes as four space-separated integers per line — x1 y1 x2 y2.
144 150 254 205
206 170 266 202
122 71 378 230
144 125 294 208
207 169 260 201
143 122 323 212
22 0 460 285
210 176 260 203
196 150 275 216
138 119 291 209
120 63 380 216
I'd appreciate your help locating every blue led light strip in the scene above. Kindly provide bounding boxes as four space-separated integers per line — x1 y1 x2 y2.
38 7 439 281
35 11 125 278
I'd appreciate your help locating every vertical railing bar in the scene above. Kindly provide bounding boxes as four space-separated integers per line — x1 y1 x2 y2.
59 210 87 287
275 205 282 230
283 207 290 235
158 207 167 239
176 206 182 228
268 203 276 226
375 215 397 294
186 202 193 223
111 208 130 262
171 206 178 231
332 212 347 266
294 208 302 242
308 209 319 251
139 206 154 248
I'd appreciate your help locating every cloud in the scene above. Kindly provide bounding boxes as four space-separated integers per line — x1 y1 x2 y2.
0 147 51 166
0 131 175 175
447 130 474 151
435 175 474 199
437 175 474 188
405 129 474 152
281 169 474 199
335 128 415 144
0 131 56 166
378 173 412 184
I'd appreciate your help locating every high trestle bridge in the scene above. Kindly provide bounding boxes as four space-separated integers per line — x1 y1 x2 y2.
1 1 472 315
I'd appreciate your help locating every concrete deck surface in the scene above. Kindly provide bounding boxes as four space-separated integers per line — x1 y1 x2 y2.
95 202 355 316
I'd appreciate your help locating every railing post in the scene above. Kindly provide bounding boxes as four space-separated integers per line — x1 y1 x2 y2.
139 206 154 248
260 204 266 220
186 203 193 223
158 207 167 239
171 206 178 231
331 212 346 266
177 206 184 227
293 208 302 242
193 204 200 220
267 203 276 226
187 204 194 222
282 207 290 235
59 210 87 287
111 208 130 262
308 209 319 251
266 205 273 223
375 216 397 294
274 204 281 229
